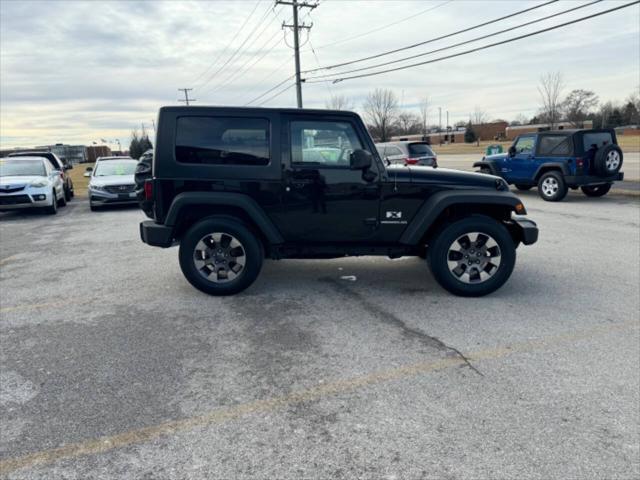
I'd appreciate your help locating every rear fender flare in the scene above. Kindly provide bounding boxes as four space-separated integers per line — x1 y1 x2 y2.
399 190 525 245
533 162 570 180
165 192 284 244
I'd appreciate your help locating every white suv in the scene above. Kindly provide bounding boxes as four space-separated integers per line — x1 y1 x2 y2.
0 157 65 214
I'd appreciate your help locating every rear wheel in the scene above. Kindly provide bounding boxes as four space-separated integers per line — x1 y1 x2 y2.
537 171 568 202
58 192 67 207
427 215 516 297
581 183 612 197
179 218 263 296
515 184 532 191
64 187 71 202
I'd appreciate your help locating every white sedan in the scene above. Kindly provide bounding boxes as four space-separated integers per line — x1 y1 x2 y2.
0 157 65 214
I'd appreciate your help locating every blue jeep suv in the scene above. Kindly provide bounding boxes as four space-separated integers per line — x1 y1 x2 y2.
474 129 624 201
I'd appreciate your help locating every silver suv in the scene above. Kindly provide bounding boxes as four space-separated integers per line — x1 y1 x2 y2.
0 157 66 214
376 141 438 167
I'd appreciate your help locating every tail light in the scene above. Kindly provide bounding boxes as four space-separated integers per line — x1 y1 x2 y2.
576 157 583 167
59 171 64 180
405 158 419 165
144 179 153 200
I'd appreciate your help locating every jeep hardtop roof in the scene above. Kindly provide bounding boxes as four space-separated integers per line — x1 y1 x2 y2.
158 105 359 117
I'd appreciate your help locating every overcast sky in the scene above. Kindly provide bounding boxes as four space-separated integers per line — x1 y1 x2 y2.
1 0 638 149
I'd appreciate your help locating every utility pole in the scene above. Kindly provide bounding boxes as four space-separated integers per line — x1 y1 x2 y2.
178 88 195 105
277 0 317 108
446 110 449 129
439 107 442 144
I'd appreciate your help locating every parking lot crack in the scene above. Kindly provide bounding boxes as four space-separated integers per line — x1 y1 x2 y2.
320 277 483 376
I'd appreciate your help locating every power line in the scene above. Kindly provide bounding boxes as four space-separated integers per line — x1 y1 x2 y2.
192 0 262 88
196 3 276 93
308 0 602 80
227 55 294 104
305 1 640 84
302 0 558 74
310 0 453 50
245 75 295 105
200 6 288 98
257 83 296 106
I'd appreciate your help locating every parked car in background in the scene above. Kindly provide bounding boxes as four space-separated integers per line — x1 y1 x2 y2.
376 141 438 167
0 157 65 214
85 156 138 211
473 129 624 201
8 151 74 201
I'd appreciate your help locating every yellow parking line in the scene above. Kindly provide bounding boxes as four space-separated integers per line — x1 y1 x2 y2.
0 299 86 313
0 254 18 266
0 319 636 475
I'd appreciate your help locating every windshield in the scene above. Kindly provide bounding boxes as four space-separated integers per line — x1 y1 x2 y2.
408 143 435 156
94 160 138 176
0 159 46 177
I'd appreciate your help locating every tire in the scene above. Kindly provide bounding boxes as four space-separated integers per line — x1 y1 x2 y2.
594 144 623 176
58 192 67 207
45 191 58 215
537 171 568 202
427 215 516 297
515 184 532 191
479 167 492 175
89 203 98 211
179 217 263 296
64 187 71 202
69 180 74 198
581 183 612 197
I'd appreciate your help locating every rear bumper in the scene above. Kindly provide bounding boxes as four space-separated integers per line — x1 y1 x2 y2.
140 221 174 248
565 172 623 187
512 217 539 245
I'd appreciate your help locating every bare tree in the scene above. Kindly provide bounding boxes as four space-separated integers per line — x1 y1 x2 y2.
325 94 355 111
511 113 529 126
470 106 488 125
562 89 599 127
362 89 398 141
418 96 429 134
396 111 421 135
538 72 564 128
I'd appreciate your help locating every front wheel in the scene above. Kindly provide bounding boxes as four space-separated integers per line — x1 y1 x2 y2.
537 171 568 202
45 191 58 215
427 215 516 297
581 184 612 197
178 218 263 296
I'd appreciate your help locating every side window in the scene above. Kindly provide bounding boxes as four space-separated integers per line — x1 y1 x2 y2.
175 116 269 166
291 120 363 167
387 146 403 156
583 132 613 151
538 135 571 156
514 136 535 154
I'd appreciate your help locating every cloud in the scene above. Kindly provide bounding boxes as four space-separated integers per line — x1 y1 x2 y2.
1 0 639 148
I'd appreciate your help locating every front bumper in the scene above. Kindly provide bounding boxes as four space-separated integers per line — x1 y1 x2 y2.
0 188 54 210
140 221 174 248
511 217 539 245
89 188 138 205
564 172 623 187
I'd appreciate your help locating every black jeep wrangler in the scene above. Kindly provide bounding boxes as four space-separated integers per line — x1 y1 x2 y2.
139 107 538 297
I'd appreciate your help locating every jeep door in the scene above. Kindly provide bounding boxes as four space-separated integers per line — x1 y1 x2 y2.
506 135 537 181
276 115 381 241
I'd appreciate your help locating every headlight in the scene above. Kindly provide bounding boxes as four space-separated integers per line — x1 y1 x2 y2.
30 179 49 187
90 184 105 191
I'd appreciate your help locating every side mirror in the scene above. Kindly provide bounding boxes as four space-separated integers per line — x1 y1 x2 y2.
85 166 93 172
508 146 517 157
350 149 372 170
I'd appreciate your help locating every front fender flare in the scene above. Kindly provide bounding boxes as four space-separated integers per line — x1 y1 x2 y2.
473 161 498 175
399 190 525 245
165 192 284 244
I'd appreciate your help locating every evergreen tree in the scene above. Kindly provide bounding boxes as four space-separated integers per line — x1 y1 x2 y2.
464 123 477 143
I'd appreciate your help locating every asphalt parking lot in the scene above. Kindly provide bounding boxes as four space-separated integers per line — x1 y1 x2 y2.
1 192 639 479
